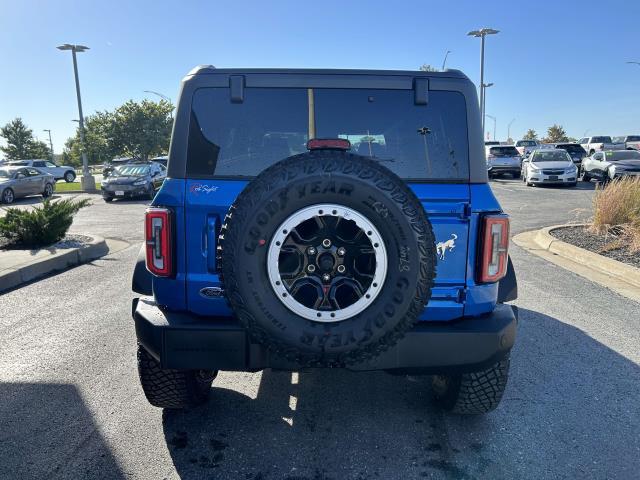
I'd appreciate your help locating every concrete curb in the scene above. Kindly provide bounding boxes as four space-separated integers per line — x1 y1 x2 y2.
0 235 109 293
513 225 640 302
55 190 99 194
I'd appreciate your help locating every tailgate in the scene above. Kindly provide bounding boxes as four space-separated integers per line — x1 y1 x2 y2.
184 180 470 322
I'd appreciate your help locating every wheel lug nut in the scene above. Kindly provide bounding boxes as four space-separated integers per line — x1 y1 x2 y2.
322 238 331 248
337 247 346 256
337 265 346 273
307 247 316 255
307 264 316 273
322 273 331 282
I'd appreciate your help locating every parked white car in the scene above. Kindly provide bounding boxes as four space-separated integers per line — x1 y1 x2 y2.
6 159 76 182
581 150 640 182
485 145 522 178
521 149 578 187
577 136 624 155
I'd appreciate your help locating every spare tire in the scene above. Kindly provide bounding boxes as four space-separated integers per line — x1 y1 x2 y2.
218 150 436 366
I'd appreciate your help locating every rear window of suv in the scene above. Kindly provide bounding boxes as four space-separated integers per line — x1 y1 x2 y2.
556 144 586 154
591 136 612 143
489 146 519 156
187 87 469 181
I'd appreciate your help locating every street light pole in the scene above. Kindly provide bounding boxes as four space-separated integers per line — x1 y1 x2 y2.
507 118 516 142
43 129 54 161
481 82 494 134
57 43 95 191
467 28 499 138
143 90 171 102
485 114 497 141
441 50 451 71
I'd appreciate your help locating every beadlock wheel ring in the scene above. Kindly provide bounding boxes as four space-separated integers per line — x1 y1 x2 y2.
267 203 387 323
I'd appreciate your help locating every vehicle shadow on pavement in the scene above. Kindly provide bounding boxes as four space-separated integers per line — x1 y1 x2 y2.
161 307 640 480
0 382 126 479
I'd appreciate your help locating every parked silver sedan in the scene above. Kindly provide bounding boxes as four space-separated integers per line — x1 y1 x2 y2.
0 166 56 204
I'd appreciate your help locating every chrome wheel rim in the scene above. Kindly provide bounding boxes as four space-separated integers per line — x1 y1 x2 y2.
267 204 387 323
5 190 13 203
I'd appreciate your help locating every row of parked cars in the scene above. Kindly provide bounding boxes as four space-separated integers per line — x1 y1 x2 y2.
485 136 640 187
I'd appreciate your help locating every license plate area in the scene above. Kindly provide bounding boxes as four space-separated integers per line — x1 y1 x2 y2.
547 175 558 181
115 190 125 196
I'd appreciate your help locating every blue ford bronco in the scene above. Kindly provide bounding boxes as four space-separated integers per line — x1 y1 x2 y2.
132 67 518 414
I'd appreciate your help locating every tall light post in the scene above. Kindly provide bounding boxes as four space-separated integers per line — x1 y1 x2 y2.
481 82 494 131
43 129 54 161
143 90 171 102
467 28 499 137
57 43 95 190
485 114 497 141
442 50 451 71
507 118 516 142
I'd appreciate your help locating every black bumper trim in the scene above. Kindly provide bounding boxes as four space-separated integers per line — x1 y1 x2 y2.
133 298 517 373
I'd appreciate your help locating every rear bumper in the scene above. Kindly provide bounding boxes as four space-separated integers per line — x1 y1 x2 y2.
488 165 520 175
133 298 517 373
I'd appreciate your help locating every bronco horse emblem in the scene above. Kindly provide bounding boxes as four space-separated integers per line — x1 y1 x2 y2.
436 234 458 260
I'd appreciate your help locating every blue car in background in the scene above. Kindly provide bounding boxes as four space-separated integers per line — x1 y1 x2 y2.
131 67 518 415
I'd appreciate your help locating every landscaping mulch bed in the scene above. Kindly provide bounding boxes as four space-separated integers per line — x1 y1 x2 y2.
550 225 640 269
0 234 92 251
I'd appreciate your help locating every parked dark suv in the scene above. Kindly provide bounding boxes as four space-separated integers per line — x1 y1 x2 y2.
132 67 518 414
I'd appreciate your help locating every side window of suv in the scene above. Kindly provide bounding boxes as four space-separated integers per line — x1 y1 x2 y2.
33 161 46 167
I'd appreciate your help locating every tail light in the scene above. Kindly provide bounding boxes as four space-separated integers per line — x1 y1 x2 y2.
478 214 510 283
145 207 174 277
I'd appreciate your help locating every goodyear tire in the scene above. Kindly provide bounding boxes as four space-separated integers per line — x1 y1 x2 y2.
137 345 217 409
218 151 437 367
431 355 510 414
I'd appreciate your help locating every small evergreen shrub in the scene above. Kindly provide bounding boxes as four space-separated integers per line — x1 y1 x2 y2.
0 198 91 248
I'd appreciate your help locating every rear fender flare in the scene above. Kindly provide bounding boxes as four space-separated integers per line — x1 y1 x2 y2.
132 244 153 295
497 256 517 303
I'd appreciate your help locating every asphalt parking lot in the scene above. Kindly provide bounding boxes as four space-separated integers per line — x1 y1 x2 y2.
1 179 638 479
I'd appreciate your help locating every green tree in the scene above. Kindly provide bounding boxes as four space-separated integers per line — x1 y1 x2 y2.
109 99 173 160
522 129 538 140
64 111 117 166
419 64 439 72
543 124 569 143
0 118 51 160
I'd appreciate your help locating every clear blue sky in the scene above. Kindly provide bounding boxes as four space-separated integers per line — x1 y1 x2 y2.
1 0 639 153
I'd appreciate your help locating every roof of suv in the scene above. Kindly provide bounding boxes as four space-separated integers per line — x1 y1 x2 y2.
186 66 469 79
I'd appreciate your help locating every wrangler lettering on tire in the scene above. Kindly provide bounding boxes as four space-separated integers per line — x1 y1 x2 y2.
218 150 437 367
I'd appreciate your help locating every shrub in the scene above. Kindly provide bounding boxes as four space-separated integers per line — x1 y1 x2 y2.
591 177 640 253
0 198 91 248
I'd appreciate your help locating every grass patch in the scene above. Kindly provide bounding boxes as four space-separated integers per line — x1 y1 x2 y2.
55 181 101 192
591 177 640 253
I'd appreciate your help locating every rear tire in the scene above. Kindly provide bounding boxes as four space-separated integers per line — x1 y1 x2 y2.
64 171 76 183
581 170 590 182
137 345 217 409
431 355 510 414
1 188 14 204
42 183 53 199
